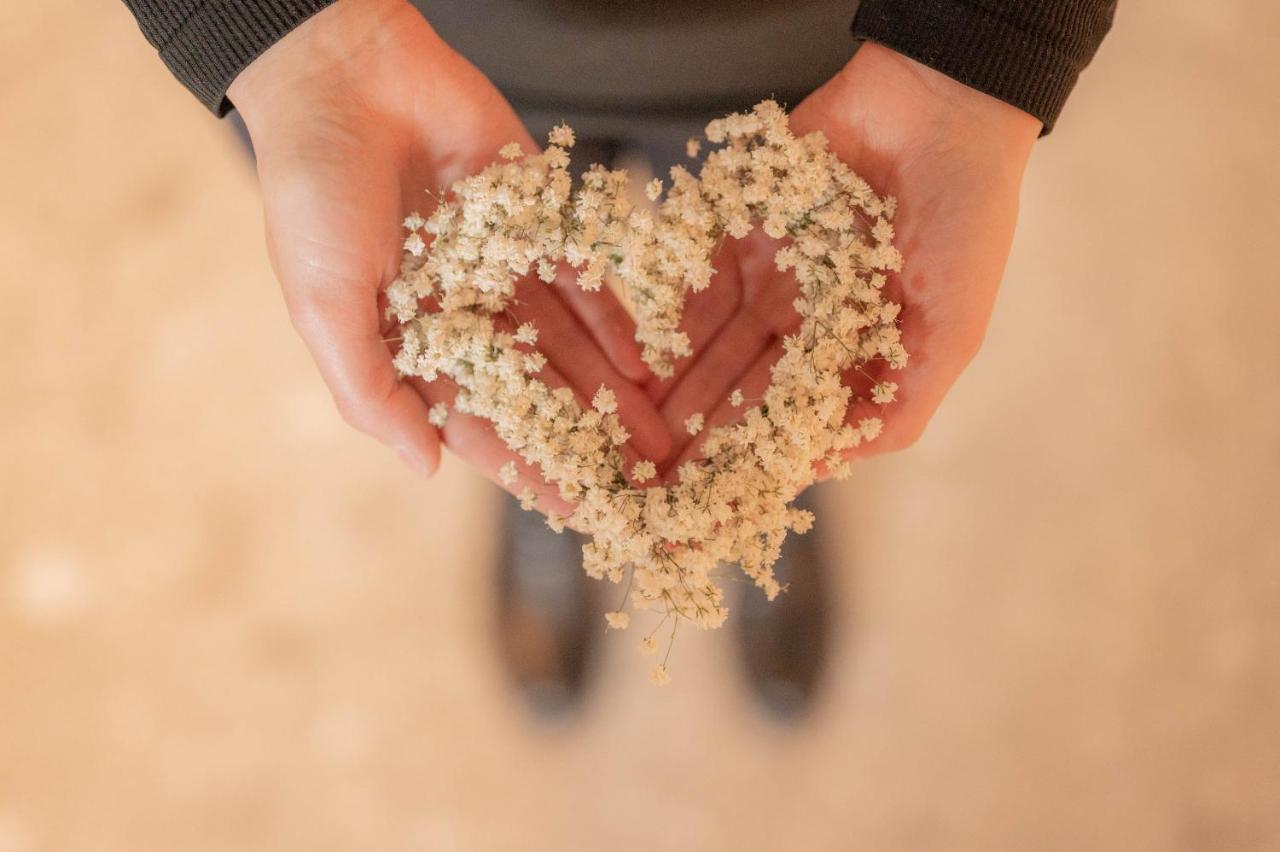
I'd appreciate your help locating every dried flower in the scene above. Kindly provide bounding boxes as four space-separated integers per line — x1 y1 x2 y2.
684 413 704 436
386 101 906 682
592 385 618 415
428 402 449 428
605 611 630 630
548 124 575 148
871 381 898 404
513 323 538 346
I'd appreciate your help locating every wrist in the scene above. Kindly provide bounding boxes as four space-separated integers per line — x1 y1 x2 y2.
842 42 1042 165
227 0 432 121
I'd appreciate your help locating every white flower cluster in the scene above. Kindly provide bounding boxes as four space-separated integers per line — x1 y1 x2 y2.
386 101 905 674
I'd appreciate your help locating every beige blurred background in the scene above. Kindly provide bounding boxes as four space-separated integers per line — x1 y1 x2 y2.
2 1 1279 850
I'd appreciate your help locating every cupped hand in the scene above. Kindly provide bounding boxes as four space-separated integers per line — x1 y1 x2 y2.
653 43 1043 473
229 0 670 511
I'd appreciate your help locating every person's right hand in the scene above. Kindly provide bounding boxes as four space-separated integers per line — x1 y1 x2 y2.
228 0 670 512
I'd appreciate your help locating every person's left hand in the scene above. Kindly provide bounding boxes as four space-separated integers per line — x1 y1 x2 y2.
648 43 1042 477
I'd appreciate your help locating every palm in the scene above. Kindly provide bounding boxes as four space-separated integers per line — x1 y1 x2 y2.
653 44 1039 473
234 1 669 511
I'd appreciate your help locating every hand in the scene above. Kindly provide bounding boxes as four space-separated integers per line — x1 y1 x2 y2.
652 43 1042 473
229 0 670 511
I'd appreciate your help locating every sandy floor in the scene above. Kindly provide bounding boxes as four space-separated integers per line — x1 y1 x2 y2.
1 2 1278 850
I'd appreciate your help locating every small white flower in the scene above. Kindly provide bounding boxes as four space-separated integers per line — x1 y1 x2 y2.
519 488 538 511
685 138 701 158
548 124 575 148
403 233 426 257
631 460 657 482
871 381 898 404
499 142 523 160
605 611 630 630
513 323 538 346
386 99 907 680
644 178 663 201
640 636 658 655
523 352 547 374
592 385 617 415
428 402 449 428
649 664 671 686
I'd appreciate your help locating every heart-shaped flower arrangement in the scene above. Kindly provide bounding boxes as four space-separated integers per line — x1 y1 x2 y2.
387 101 905 680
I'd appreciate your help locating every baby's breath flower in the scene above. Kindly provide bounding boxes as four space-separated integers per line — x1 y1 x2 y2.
499 142 523 160
644 178 663 202
605 611 630 630
428 402 449 428
640 636 658 655
631 460 657 482
548 124 575 148
513 323 538 346
649 664 671 686
389 100 906 684
518 488 538 511
536 259 558 283
871 381 898 404
592 385 617 415
403 233 426 257
685 138 701 158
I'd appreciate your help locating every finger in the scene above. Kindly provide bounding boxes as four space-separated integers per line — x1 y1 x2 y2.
549 263 650 383
657 310 774 461
413 375 577 517
662 338 783 481
837 293 984 462
289 283 442 478
509 276 673 464
412 356 649 517
734 231 804 337
644 240 743 403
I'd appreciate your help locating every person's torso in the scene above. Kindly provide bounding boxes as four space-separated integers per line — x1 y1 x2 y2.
416 0 860 127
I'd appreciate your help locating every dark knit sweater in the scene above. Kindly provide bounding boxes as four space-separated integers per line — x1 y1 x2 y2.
122 0 1115 133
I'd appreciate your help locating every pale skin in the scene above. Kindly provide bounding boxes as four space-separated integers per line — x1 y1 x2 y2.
228 0 1042 503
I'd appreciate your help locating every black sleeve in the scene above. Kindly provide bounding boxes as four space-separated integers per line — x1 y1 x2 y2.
122 0 336 116
852 0 1117 133
123 0 1115 131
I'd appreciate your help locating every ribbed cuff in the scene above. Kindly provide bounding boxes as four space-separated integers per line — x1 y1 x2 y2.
852 0 1115 134
139 0 337 116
